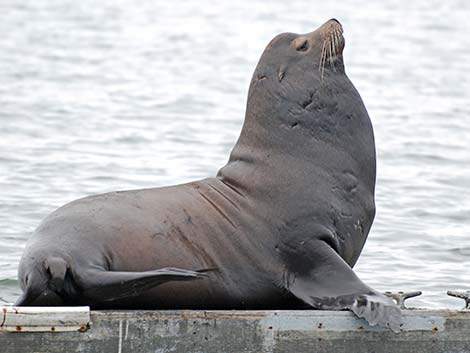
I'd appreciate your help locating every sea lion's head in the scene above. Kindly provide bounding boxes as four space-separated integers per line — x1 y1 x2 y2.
245 18 361 135
255 18 345 85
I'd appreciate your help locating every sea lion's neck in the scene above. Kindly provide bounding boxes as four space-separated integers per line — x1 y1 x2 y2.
217 114 331 200
217 70 376 211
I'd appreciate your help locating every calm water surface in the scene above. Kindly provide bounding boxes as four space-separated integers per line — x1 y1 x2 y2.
1 0 469 308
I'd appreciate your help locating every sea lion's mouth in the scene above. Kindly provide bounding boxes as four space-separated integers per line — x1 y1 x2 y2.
319 19 345 78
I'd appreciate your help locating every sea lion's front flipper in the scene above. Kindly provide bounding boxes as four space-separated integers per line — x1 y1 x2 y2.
283 240 402 332
80 267 207 302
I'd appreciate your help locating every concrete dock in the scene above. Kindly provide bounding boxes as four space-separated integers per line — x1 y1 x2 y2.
1 307 469 352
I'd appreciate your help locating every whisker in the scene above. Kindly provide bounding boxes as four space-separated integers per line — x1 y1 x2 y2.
334 32 340 53
334 26 343 48
323 37 330 76
319 37 327 80
333 31 339 53
332 33 338 55
328 35 334 69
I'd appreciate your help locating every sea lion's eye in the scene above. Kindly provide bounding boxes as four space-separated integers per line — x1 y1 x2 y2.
294 38 309 52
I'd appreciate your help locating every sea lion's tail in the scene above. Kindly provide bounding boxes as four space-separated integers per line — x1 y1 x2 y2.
15 264 216 306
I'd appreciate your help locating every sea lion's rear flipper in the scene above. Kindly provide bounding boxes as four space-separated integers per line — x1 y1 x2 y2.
81 267 207 302
283 240 402 332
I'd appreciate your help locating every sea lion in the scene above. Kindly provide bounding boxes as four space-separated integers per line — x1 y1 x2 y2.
16 19 402 331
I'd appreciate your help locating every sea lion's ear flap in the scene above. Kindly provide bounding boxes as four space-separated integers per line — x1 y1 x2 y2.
44 257 68 291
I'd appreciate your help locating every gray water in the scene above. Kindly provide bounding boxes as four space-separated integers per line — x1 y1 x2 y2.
1 0 469 309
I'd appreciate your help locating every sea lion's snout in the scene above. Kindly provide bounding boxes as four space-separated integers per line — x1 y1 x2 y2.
316 19 345 77
319 19 344 55
328 18 342 26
